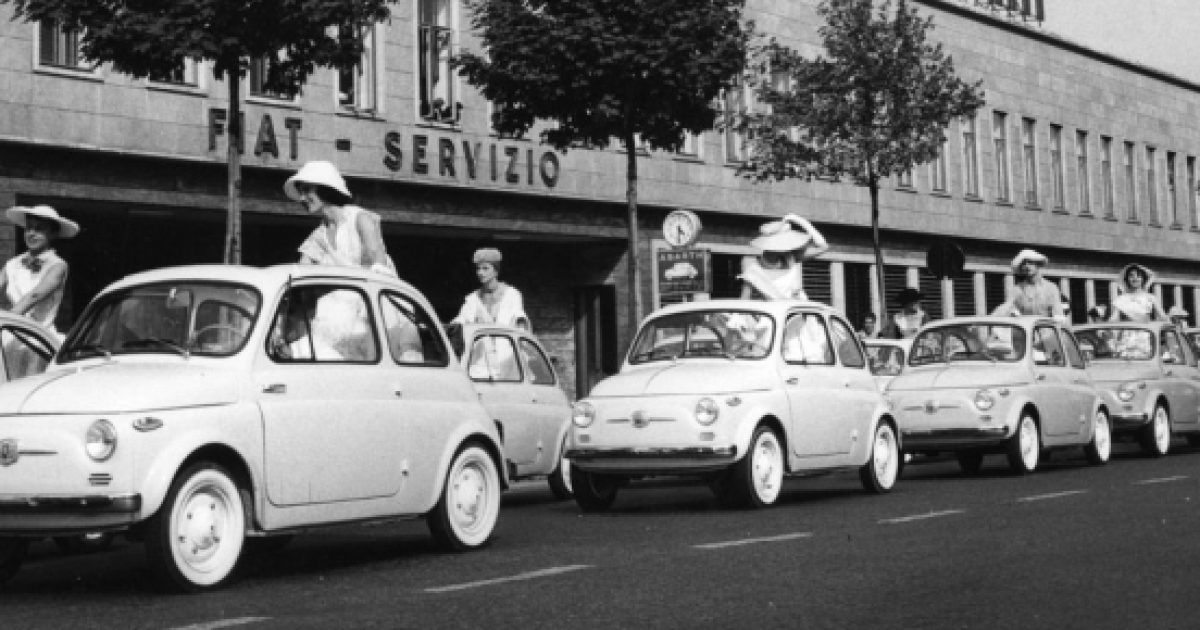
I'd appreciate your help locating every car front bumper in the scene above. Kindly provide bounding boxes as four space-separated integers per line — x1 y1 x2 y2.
899 427 1010 451
566 446 738 474
0 493 142 535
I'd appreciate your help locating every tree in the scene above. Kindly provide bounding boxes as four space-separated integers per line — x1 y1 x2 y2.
454 0 752 332
1 0 394 264
736 0 984 311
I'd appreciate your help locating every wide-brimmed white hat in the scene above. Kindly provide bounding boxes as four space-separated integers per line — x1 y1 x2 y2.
1118 262 1155 289
284 160 352 201
1167 305 1189 318
1010 249 1048 272
5 205 80 238
750 219 813 253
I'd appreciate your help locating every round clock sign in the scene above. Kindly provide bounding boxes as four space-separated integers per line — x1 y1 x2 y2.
663 209 701 248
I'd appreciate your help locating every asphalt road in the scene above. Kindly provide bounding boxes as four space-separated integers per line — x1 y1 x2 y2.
6 440 1200 629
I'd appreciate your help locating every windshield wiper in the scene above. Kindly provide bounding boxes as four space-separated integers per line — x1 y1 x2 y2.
122 337 190 358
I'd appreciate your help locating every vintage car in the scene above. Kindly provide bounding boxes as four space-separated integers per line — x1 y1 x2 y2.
1074 322 1200 455
565 299 900 511
865 337 913 391
663 262 699 280
452 323 572 498
0 265 506 591
886 316 1110 475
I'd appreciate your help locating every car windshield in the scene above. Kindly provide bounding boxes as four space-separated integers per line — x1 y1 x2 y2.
909 323 1027 366
1075 328 1155 361
866 344 906 376
629 310 775 363
60 281 261 361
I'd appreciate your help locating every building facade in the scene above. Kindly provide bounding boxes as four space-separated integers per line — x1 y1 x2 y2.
1 0 1198 398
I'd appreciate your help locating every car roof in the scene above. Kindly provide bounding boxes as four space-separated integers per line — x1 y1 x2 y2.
645 298 841 321
865 338 913 350
919 315 1057 330
102 264 422 297
1075 321 1174 332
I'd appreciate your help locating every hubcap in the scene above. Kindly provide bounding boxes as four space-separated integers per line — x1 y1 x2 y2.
175 485 228 568
753 432 783 502
1155 408 1170 451
1020 418 1038 468
874 428 897 484
1095 413 1111 460
452 464 485 528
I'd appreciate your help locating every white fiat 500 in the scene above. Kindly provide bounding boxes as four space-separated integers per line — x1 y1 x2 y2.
566 299 900 511
887 317 1111 475
0 265 506 591
1074 322 1200 456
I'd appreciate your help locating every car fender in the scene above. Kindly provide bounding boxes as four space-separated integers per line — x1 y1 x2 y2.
729 399 788 464
132 403 264 521
999 394 1039 435
1138 387 1169 417
410 424 507 515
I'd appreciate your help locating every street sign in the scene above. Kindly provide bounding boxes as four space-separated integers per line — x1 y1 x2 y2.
926 239 966 279
657 248 711 295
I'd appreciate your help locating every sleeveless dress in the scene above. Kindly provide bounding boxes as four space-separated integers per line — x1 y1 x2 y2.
1112 292 1158 323
739 258 807 300
454 283 530 330
298 205 396 275
4 250 66 333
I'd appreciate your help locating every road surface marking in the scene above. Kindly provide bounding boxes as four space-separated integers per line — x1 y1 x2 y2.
168 618 270 630
878 509 964 524
1017 490 1087 502
425 565 592 593
693 532 812 550
1135 475 1188 485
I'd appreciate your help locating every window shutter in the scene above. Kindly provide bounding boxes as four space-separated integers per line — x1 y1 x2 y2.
802 260 832 305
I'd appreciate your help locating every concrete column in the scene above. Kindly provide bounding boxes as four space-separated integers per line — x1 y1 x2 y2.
830 261 846 313
906 267 919 290
942 277 954 317
869 264 881 320
1085 279 1096 309
974 272 986 316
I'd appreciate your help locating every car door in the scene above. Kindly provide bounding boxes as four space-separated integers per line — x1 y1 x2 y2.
1059 328 1095 439
828 315 880 461
1030 325 1076 438
518 336 570 474
1159 328 1200 427
0 325 56 381
469 332 538 466
779 311 855 459
258 284 404 507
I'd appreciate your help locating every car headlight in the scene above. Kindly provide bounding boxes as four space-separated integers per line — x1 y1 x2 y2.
974 389 996 412
85 419 117 461
1116 382 1141 402
572 401 595 428
694 397 719 426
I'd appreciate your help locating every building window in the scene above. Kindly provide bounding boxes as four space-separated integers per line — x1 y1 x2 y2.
897 169 914 189
1167 151 1179 226
1020 118 1038 206
1123 141 1137 221
1188 156 1198 228
677 132 702 159
722 81 753 164
419 0 458 124
37 20 89 70
339 25 378 112
1146 146 1158 224
992 111 1010 202
1100 136 1115 218
1076 130 1090 215
249 55 297 100
148 58 200 87
930 140 949 192
1049 125 1065 209
961 115 980 197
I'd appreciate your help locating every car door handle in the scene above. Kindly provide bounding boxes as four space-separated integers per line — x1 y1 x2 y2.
1036 374 1046 381
393 388 404 398
786 377 799 385
263 383 287 394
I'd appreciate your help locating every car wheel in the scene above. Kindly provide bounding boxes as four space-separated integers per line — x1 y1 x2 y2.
144 462 246 592
0 538 28 584
859 422 900 493
428 443 501 551
54 532 115 555
719 424 784 508
1006 414 1041 474
1085 409 1112 465
570 466 619 512
957 451 984 475
1139 404 1171 457
547 442 573 501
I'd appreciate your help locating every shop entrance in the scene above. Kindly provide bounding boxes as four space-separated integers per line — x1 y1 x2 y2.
574 285 618 397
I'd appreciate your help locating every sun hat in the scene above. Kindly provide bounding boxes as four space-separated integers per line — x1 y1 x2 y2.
1167 305 1189 318
284 161 352 202
5 205 80 239
1010 249 1048 272
1117 263 1155 289
473 248 502 265
895 287 923 306
750 219 813 253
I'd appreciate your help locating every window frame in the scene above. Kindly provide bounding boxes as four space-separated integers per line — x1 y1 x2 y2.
1100 136 1115 219
1076 129 1091 215
379 290 451 367
1049 124 1065 210
417 0 460 126
338 23 383 114
468 333 523 383
960 114 981 198
1021 117 1038 207
33 20 100 79
266 285 381 364
782 312 835 366
992 111 1010 202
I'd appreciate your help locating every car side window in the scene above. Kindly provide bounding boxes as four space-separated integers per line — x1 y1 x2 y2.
519 338 556 385
1060 330 1086 369
468 335 522 382
0 328 53 381
268 286 379 363
1160 330 1185 364
829 317 866 368
1032 326 1065 366
782 313 834 365
379 292 450 366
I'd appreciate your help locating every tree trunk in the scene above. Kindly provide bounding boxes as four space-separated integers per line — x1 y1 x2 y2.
870 180 886 320
224 75 242 265
624 132 642 334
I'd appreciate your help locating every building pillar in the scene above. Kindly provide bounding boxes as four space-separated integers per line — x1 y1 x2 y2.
869 264 881 320
942 277 954 317
830 261 846 314
1085 279 1096 309
974 272 986 316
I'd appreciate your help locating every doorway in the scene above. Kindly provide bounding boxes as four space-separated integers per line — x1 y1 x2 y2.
574 285 618 398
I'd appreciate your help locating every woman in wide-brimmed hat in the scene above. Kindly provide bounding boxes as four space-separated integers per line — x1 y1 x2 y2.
884 287 929 339
1110 262 1167 322
990 249 1066 322
739 213 829 300
452 247 530 331
1167 305 1190 329
286 160 396 275
0 205 79 336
